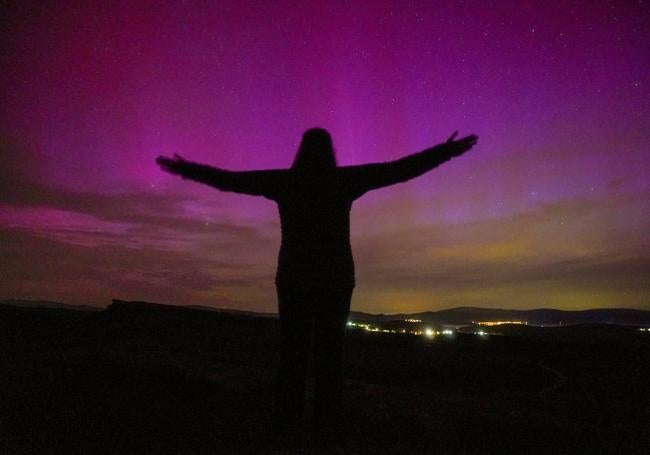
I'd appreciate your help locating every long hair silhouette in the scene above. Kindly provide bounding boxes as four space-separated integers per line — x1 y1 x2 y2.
156 128 477 449
292 127 337 171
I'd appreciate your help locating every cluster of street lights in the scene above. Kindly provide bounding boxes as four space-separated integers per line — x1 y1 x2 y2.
347 321 458 338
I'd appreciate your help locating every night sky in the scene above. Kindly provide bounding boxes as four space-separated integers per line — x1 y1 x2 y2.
1 1 648 313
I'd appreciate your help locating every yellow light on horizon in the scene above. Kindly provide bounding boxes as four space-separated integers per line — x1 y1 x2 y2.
477 321 527 326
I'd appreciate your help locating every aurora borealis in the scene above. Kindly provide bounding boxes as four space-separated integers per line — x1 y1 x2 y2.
1 1 648 313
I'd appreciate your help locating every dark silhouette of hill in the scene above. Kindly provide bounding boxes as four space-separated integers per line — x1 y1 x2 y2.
350 306 650 326
1 298 274 317
109 299 275 318
0 298 101 312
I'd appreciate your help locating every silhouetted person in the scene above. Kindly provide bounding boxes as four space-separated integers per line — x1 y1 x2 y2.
156 128 477 449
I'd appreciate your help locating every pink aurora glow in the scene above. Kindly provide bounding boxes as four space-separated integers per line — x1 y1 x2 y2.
1 1 648 312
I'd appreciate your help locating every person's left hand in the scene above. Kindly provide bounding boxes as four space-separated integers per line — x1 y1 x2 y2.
442 131 478 157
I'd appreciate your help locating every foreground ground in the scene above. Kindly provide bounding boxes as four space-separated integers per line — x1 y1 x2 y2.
1 302 648 454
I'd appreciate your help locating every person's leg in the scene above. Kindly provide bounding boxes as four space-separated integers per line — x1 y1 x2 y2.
273 285 313 431
312 286 353 439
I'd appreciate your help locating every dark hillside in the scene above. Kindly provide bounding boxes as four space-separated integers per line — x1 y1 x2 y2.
1 302 648 454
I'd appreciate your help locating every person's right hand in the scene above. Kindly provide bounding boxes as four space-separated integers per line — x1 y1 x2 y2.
156 154 194 178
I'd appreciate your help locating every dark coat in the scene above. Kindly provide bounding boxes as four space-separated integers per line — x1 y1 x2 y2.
172 144 464 290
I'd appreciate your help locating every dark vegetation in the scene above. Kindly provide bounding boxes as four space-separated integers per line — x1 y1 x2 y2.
1 302 649 454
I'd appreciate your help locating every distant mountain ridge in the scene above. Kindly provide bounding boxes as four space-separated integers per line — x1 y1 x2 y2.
109 299 276 318
2 299 648 326
349 306 650 326
0 299 101 312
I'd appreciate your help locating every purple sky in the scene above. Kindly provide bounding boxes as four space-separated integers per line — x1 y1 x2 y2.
1 0 649 312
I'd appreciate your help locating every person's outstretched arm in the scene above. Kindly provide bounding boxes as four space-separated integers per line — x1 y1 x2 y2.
341 132 477 198
156 154 286 200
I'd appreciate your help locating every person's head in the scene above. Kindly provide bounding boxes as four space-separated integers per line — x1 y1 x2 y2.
292 128 336 172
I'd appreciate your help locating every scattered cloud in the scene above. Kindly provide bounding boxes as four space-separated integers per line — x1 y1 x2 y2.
1 138 648 312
